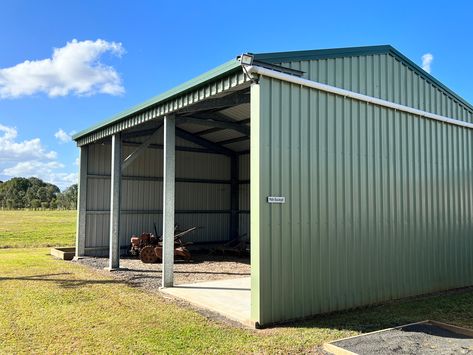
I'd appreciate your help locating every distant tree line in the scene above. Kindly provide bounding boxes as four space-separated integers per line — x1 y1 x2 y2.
0 177 77 210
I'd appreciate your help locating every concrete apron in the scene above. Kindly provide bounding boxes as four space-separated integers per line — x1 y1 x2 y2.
160 277 253 328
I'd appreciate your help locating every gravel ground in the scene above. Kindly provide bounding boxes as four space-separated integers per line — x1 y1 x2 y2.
331 323 473 354
74 252 250 292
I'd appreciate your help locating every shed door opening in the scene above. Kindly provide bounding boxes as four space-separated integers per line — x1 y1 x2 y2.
158 89 252 325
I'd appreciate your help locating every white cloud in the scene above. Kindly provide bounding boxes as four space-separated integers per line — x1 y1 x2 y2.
422 53 433 74
0 124 57 162
55 128 72 143
3 160 64 175
51 172 78 189
0 124 77 189
0 39 125 99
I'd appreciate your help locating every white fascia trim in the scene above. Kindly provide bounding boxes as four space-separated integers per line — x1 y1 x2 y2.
246 65 473 130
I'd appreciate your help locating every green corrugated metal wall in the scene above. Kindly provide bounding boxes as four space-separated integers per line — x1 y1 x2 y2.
251 75 473 326
276 54 473 123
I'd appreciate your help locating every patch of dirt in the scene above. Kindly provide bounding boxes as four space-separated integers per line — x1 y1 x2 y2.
74 252 250 293
331 323 473 354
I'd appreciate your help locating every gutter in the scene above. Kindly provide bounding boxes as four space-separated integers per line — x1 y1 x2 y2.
245 65 473 130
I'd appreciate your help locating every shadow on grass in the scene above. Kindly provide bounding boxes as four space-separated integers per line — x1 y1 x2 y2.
268 287 473 334
0 272 127 288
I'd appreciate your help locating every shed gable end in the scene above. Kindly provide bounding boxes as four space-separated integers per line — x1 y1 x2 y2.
256 48 473 123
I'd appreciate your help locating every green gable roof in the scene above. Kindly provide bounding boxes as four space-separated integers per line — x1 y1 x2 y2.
73 45 473 141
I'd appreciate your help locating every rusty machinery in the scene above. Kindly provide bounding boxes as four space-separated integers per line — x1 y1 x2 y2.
130 224 197 263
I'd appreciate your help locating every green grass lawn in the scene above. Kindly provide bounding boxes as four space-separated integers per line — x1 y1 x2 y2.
1 211 473 353
0 210 75 248
2 248 473 353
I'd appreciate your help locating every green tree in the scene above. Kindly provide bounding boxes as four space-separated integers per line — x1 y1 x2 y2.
0 177 60 209
31 199 41 209
55 184 78 210
50 199 58 210
6 199 14 209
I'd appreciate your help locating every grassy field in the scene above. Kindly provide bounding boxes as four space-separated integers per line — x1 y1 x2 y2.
2 248 473 353
0 210 75 248
1 211 473 353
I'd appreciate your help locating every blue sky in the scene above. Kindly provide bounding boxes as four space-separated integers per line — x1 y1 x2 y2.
0 0 472 189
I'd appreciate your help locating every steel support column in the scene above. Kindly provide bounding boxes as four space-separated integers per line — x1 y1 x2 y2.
108 133 122 270
75 145 88 258
162 115 175 287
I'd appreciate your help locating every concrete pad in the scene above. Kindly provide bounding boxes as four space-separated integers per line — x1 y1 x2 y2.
161 277 253 327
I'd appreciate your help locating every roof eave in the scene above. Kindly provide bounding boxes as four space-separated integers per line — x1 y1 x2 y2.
72 58 242 141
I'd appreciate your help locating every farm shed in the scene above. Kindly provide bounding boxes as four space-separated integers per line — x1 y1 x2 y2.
73 45 473 327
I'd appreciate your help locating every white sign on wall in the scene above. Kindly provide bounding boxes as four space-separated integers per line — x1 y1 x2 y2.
267 196 286 204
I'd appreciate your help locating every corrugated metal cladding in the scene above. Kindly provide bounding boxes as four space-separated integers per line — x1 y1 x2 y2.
239 154 250 237
253 76 473 325
277 54 473 122
84 129 235 255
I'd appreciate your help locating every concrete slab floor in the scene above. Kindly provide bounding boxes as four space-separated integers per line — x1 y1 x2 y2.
160 277 253 328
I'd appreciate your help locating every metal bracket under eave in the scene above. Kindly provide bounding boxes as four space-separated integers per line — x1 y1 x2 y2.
241 65 259 85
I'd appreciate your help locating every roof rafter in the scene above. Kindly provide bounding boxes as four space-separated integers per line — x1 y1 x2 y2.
176 128 235 156
217 136 250 145
176 116 249 135
195 118 250 136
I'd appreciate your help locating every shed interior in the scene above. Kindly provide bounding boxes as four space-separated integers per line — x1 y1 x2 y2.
84 86 251 257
